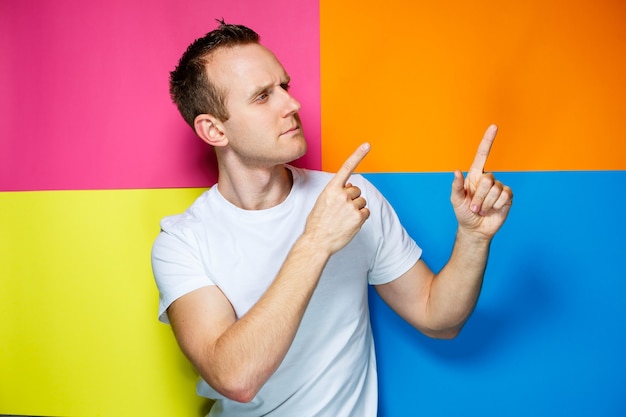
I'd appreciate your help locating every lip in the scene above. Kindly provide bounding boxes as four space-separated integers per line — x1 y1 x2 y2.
280 125 300 136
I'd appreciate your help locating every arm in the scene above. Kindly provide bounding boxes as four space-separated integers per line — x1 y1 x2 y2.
167 144 372 403
376 125 513 339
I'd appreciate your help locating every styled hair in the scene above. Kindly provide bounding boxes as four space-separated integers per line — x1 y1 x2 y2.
169 20 260 126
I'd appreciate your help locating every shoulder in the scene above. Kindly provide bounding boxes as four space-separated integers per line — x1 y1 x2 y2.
153 188 220 254
159 188 216 231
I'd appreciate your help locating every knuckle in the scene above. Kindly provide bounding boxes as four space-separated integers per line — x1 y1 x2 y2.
481 174 495 186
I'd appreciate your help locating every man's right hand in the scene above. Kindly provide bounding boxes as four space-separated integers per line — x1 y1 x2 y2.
303 143 371 256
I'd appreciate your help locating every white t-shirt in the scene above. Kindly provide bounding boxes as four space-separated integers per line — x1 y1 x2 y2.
151 166 422 417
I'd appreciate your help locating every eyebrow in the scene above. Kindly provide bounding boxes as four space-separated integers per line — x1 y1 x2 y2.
248 75 291 101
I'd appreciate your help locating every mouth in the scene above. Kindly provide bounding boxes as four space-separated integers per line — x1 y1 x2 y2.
280 125 300 136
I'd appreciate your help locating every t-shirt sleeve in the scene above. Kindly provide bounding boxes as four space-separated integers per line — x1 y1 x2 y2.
151 220 216 324
358 176 423 285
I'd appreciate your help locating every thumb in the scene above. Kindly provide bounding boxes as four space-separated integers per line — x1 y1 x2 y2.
450 170 466 207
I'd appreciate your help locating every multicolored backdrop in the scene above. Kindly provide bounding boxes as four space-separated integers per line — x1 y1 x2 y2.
2 0 625 416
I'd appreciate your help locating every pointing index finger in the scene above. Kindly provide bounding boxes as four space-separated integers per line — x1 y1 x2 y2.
332 143 371 186
469 124 498 174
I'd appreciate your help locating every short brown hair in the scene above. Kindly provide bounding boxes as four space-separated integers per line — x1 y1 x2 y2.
169 20 260 127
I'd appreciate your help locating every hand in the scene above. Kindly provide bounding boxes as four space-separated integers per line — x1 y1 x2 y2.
450 125 513 239
304 143 371 255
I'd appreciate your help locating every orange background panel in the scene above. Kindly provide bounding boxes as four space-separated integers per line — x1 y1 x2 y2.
321 0 626 173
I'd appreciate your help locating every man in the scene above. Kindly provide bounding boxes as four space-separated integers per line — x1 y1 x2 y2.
152 21 512 416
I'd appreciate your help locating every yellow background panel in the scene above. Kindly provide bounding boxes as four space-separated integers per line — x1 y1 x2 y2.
1 189 212 417
321 0 626 173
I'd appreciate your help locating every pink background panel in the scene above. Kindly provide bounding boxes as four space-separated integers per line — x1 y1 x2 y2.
0 0 321 191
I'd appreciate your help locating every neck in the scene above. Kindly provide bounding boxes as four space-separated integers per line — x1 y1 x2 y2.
216 162 293 211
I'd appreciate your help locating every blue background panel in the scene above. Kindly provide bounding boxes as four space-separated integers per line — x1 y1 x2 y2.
365 170 626 417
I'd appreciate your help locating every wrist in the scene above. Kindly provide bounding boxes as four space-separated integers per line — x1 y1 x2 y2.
456 226 493 248
293 232 333 263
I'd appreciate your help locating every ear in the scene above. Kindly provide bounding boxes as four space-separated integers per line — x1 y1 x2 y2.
193 114 228 147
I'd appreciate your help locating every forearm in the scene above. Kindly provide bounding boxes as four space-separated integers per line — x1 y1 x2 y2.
425 228 491 336
203 234 330 402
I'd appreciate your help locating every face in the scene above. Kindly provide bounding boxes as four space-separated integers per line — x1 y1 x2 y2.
207 43 307 167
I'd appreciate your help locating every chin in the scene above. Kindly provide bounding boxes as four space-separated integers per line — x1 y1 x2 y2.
292 137 308 161
281 133 307 161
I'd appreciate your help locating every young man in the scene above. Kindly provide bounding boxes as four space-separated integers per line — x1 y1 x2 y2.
152 21 512 416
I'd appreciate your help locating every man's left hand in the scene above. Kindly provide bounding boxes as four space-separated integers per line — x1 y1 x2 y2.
450 124 513 240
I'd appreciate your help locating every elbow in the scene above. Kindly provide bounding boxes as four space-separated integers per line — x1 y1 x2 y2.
418 310 469 340
193 349 273 403
223 387 258 404
430 327 461 340
420 323 463 340
203 372 261 403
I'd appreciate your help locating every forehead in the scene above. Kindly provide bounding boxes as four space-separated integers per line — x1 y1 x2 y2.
206 43 287 99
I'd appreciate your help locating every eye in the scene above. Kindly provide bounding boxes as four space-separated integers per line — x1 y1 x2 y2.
256 91 269 102
280 82 290 91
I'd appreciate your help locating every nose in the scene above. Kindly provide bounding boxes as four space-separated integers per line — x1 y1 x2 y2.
281 89 301 117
